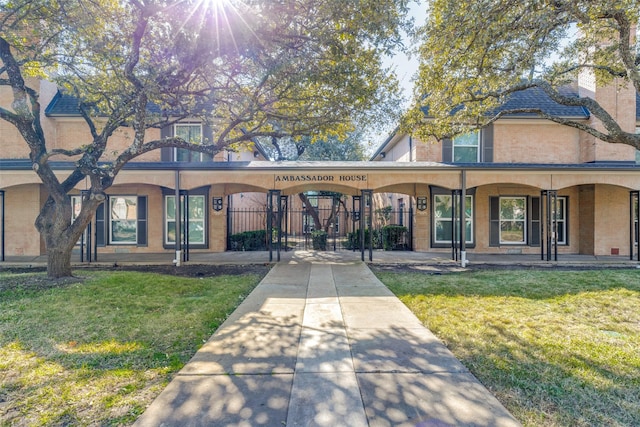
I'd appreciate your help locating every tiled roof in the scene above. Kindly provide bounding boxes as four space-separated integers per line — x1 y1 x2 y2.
492 86 588 118
421 86 590 118
44 92 82 116
45 91 162 116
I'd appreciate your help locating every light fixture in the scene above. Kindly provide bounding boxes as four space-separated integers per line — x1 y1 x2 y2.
417 197 427 211
212 197 223 211
380 152 386 158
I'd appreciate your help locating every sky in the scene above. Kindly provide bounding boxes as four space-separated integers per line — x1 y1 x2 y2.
371 1 428 151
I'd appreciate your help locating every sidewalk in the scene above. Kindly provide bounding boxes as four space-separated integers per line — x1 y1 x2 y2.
133 259 521 427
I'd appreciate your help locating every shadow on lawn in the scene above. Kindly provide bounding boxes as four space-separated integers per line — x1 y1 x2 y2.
457 322 640 426
376 268 640 299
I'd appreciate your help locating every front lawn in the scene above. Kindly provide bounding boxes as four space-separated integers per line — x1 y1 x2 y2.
0 268 263 426
376 269 640 427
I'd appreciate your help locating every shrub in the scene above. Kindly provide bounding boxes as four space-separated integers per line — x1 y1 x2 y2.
311 230 328 250
346 229 383 250
229 230 267 251
381 225 408 250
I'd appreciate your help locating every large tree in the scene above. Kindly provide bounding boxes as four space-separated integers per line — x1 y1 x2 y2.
0 0 409 277
406 0 640 149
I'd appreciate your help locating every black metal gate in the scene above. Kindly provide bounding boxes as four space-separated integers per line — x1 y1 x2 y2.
227 191 414 260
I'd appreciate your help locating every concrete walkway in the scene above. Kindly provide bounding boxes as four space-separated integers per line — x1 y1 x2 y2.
133 259 521 427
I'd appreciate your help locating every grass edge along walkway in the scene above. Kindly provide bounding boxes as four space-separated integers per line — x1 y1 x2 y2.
376 268 640 427
0 269 264 426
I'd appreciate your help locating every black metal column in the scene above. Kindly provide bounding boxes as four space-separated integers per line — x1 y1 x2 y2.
460 170 467 267
174 171 182 265
408 201 414 251
280 195 288 252
267 190 281 262
183 191 189 262
0 190 4 262
542 190 558 261
540 190 545 261
361 190 373 262
631 191 639 261
352 195 361 253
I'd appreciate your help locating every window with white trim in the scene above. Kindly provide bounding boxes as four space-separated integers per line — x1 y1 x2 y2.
453 131 480 163
433 194 474 244
109 196 138 244
165 195 206 245
553 197 567 245
499 197 526 244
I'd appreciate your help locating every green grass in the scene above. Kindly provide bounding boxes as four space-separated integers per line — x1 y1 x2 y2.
376 269 640 427
0 269 263 426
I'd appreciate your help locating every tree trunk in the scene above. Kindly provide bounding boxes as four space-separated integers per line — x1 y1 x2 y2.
298 193 322 230
36 195 90 278
46 245 74 278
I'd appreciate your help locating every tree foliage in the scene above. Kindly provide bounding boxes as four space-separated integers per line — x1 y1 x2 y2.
407 0 640 150
263 132 367 161
0 0 410 277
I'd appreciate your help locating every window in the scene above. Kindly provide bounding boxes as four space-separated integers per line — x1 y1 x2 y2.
442 125 493 163
453 132 480 162
165 195 206 245
95 196 147 246
553 197 567 245
109 196 138 244
433 193 474 245
499 197 526 244
175 123 206 162
71 195 82 222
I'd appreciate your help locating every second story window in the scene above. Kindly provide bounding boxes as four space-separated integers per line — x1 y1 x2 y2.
442 125 493 163
453 131 480 162
175 124 207 162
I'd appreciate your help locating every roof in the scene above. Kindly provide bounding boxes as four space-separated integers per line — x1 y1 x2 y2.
420 86 590 119
44 92 82 117
491 86 589 118
44 91 162 117
2 159 637 172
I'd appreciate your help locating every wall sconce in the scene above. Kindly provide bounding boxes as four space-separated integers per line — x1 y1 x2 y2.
380 152 386 158
212 197 223 211
416 197 427 211
254 151 260 158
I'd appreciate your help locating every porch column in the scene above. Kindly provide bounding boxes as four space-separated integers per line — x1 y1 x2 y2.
541 190 558 262
361 189 373 262
413 195 430 251
460 170 468 267
631 191 639 261
211 195 226 252
267 190 282 262
0 190 4 262
173 171 181 266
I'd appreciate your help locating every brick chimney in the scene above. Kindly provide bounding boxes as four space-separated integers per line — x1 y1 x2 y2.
577 26 637 162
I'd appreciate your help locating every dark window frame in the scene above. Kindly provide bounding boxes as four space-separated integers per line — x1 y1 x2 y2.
430 186 476 249
162 186 210 250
